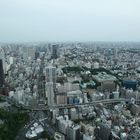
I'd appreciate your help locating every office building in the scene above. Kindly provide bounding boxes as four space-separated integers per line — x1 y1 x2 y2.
70 108 79 120
46 66 56 85
123 80 137 90
0 60 4 88
56 95 67 105
52 44 59 59
67 125 81 140
22 47 36 60
57 117 73 135
98 123 111 140
0 47 6 74
46 82 55 108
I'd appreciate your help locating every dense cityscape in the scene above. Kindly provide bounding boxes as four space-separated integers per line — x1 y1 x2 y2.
1 42 140 140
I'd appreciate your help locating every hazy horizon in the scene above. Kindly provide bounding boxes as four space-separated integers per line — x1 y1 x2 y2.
1 0 140 43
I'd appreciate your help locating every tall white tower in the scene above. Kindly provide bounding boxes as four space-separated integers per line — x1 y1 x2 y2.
46 82 54 108
45 66 56 107
45 66 56 83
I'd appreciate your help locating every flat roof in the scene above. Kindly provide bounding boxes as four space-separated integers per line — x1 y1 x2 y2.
93 73 116 82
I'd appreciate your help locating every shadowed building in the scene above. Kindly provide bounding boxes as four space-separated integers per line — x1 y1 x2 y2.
52 44 59 59
0 59 5 94
123 80 137 90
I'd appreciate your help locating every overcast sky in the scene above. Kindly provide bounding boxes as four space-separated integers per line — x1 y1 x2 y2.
0 0 140 42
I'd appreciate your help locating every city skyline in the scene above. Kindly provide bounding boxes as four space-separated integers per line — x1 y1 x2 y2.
1 42 140 139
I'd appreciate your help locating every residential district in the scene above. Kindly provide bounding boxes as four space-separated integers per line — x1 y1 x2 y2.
1 42 140 140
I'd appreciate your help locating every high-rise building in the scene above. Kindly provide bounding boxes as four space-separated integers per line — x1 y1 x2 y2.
0 47 5 88
0 47 6 74
98 123 111 140
28 47 36 60
9 57 14 65
0 59 4 88
22 47 36 60
46 82 54 108
45 66 56 93
35 50 40 60
45 66 57 107
56 116 72 135
46 66 56 83
52 44 58 59
67 125 81 140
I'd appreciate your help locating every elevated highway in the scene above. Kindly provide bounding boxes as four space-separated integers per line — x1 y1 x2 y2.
1 94 140 111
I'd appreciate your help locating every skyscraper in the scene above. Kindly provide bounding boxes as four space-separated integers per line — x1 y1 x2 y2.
67 125 81 140
46 82 54 108
45 66 56 107
0 47 6 74
52 44 58 59
0 59 4 88
46 66 56 86
0 47 5 88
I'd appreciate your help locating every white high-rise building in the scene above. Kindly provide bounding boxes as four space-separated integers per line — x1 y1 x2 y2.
46 82 54 108
45 66 56 96
57 117 73 135
9 56 14 65
45 66 57 107
45 66 56 84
